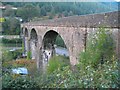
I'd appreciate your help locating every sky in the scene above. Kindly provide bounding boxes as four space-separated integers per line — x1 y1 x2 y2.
115 0 120 2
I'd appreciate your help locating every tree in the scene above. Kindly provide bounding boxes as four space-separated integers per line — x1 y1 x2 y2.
16 4 40 22
63 11 68 17
2 18 20 35
3 8 15 17
40 6 47 16
68 11 73 16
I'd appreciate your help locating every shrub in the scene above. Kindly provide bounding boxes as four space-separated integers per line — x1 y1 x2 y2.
79 28 115 68
2 50 22 63
47 55 69 74
2 73 39 89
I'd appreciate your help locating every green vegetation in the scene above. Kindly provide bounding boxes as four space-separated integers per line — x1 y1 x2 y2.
47 55 69 74
16 4 40 22
2 74 39 89
2 38 22 44
27 51 31 60
2 18 20 35
0 18 5 22
55 35 66 48
79 28 115 68
2 49 22 63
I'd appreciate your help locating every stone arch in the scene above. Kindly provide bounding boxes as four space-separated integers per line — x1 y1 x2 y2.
30 28 38 60
41 30 69 70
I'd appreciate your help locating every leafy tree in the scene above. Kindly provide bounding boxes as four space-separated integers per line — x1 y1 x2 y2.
2 18 20 35
3 8 16 17
40 6 47 16
16 4 40 22
63 11 68 17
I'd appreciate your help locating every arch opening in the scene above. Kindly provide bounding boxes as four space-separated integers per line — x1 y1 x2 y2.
30 29 38 60
41 30 69 70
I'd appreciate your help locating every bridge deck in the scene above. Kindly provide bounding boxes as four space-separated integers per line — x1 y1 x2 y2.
22 11 119 28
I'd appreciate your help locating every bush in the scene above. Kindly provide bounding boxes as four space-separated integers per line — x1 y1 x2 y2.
2 50 22 64
2 74 39 89
79 28 115 68
47 55 69 74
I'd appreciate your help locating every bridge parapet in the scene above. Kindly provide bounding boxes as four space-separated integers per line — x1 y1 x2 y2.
22 11 119 28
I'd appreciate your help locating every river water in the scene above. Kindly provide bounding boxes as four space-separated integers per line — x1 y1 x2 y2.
55 47 69 57
2 44 69 57
0 35 69 56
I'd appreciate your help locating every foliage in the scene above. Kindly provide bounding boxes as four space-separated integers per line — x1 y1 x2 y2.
3 2 118 22
16 4 39 22
79 28 115 68
3 8 16 17
2 50 22 62
0 18 5 23
47 55 69 74
2 17 20 35
2 50 22 68
55 35 66 48
27 51 31 60
2 74 39 89
36 59 119 88
2 38 22 44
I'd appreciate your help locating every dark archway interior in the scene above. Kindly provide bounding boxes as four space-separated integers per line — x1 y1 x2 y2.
24 28 28 37
30 29 38 41
30 29 38 46
43 30 58 49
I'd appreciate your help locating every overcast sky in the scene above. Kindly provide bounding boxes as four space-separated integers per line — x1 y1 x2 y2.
114 0 120 1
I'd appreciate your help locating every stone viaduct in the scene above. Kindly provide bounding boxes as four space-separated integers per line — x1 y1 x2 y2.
21 11 119 70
